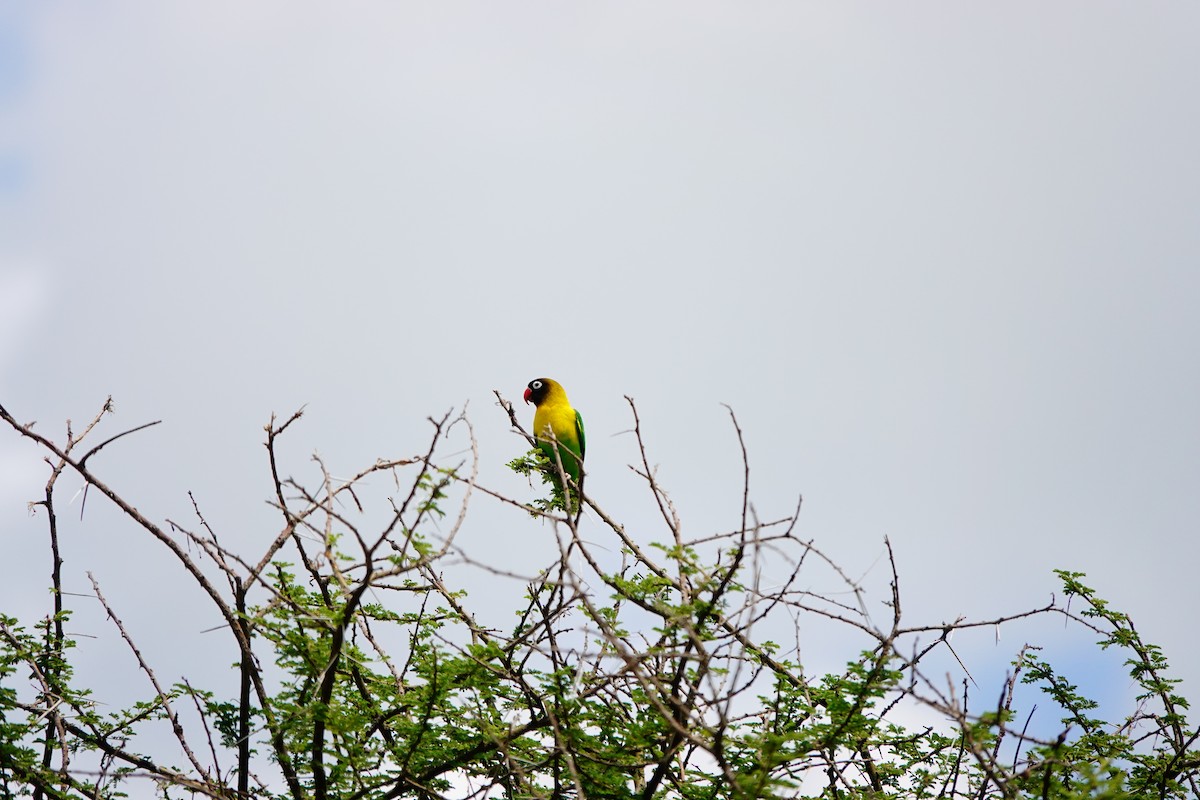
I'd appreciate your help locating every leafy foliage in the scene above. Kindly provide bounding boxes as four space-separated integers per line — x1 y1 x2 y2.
508 447 576 516
1 397 1197 799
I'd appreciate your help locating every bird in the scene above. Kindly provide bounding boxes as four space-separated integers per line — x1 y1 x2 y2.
523 378 586 503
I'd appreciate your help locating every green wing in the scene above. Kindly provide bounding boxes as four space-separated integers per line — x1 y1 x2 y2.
575 410 586 461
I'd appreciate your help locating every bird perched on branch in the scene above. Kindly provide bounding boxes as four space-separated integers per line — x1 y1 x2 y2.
523 378 586 504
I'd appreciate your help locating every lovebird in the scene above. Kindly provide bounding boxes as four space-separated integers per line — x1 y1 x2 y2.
523 378 586 501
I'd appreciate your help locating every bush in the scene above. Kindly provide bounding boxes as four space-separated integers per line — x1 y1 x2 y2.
1 396 1196 799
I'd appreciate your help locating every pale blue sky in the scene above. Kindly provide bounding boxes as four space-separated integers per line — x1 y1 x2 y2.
2 2 1199 791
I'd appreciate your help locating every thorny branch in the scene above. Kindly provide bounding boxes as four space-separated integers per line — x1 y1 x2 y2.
0 395 1194 800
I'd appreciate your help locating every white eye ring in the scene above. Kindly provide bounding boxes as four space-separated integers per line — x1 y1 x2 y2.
531 380 543 389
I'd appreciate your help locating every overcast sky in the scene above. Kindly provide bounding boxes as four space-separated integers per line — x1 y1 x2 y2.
2 2 1199 791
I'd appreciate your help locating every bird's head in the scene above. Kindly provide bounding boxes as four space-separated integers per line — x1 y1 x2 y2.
524 378 556 406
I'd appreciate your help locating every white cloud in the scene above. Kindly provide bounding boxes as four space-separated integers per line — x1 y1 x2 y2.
0 261 47 376
0 262 50 513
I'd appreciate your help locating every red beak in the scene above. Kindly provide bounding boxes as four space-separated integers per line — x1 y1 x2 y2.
523 387 533 404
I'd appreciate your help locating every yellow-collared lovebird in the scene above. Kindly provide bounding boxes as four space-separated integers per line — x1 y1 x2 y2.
523 378 586 500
